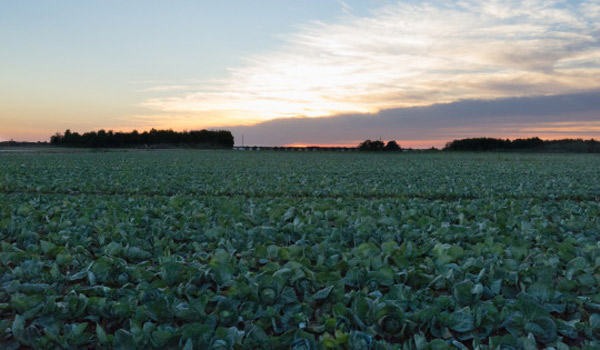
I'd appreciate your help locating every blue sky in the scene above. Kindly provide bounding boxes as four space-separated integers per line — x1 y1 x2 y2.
1 1 599 146
1 1 368 137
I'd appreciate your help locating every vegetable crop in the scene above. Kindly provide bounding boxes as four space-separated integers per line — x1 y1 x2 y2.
1 150 599 349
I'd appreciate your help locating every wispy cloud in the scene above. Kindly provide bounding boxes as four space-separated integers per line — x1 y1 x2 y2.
137 85 191 93
140 0 600 125
337 0 352 16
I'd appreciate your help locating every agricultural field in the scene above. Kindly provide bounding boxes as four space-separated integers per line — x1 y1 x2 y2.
1 150 599 349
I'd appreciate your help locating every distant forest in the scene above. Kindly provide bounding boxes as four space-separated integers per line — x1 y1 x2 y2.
358 139 401 151
444 137 600 153
50 129 234 149
3 133 599 153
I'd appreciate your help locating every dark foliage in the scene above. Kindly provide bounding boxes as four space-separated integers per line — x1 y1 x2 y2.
384 140 401 151
50 129 234 149
359 139 400 151
444 137 600 153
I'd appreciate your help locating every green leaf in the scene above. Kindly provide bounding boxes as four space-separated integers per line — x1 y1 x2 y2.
113 329 136 350
429 339 452 350
518 295 549 320
356 242 379 259
432 243 463 265
370 267 395 286
381 240 399 254
566 257 587 279
72 322 88 337
450 310 475 333
96 324 109 345
40 240 57 254
578 273 597 287
524 317 557 344
182 338 194 350
590 314 600 329
91 257 112 283
150 325 178 348
522 332 537 350
11 314 24 338
453 280 475 307
313 286 334 300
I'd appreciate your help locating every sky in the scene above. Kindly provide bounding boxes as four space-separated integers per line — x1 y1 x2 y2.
1 0 599 147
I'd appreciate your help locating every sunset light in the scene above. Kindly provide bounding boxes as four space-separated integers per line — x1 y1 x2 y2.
1 0 599 145
3 2 600 348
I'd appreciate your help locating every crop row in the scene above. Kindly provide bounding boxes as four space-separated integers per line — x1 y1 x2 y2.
2 187 600 349
1 152 599 201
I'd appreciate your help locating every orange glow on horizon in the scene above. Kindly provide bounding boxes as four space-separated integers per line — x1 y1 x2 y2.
285 140 450 149
2 126 598 149
284 143 359 148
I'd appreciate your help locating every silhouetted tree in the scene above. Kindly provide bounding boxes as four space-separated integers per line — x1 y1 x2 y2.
444 138 510 151
444 137 600 153
384 140 401 151
358 140 372 151
358 139 386 151
512 137 544 150
50 129 234 149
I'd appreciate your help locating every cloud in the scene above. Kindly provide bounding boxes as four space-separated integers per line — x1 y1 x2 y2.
226 91 600 147
137 85 190 93
337 0 353 16
139 0 600 125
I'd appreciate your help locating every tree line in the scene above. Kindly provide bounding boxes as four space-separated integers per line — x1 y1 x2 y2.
358 140 402 151
50 129 234 149
444 137 600 153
